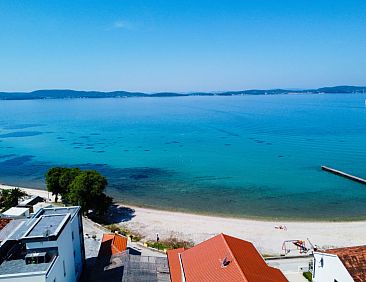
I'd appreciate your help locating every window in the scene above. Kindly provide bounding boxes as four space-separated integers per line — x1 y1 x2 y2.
320 257 324 267
63 260 66 277
73 250 76 258
53 278 56 282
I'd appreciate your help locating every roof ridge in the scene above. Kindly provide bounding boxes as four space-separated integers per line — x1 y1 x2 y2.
112 233 116 245
221 233 248 282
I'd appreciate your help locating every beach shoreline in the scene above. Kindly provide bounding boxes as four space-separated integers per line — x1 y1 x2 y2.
1 183 366 255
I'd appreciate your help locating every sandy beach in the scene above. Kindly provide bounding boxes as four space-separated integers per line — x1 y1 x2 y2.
1 183 365 255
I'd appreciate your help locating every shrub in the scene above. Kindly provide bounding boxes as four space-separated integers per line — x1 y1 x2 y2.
303 271 312 282
105 224 143 241
147 236 194 251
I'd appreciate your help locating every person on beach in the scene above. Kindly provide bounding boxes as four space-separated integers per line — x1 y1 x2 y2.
275 225 287 231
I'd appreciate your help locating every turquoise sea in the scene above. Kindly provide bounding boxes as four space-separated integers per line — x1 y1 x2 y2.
1 93 366 220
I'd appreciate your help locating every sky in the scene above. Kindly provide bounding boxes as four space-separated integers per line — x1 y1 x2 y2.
0 0 366 92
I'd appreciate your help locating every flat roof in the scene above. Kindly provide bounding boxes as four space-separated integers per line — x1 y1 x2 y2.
0 257 54 277
38 206 79 218
4 206 79 242
23 214 69 239
2 207 29 217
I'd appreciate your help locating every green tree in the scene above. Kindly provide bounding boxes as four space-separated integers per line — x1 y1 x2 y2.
68 170 110 214
45 167 64 202
45 167 81 203
0 188 27 212
59 168 81 203
94 193 113 216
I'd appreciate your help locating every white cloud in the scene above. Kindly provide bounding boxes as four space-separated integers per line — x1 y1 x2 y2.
113 20 131 30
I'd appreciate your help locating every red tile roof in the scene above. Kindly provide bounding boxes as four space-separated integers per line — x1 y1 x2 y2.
167 248 185 282
0 218 12 231
168 233 287 282
98 233 127 257
326 246 366 282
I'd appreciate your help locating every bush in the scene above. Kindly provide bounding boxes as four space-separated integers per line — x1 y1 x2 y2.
303 271 312 282
107 224 121 233
147 236 194 251
105 224 143 241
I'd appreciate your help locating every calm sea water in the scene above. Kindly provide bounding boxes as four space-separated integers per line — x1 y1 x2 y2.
0 94 366 220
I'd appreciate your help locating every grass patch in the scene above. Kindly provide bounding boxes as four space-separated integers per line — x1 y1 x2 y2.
303 271 312 282
105 224 143 242
146 235 194 251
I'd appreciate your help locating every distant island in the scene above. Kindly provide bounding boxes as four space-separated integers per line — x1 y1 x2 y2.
0 85 365 100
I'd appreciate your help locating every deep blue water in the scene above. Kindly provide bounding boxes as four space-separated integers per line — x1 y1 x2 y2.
0 94 366 219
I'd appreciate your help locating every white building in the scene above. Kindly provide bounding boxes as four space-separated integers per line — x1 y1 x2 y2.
313 246 366 282
2 206 30 218
0 206 85 282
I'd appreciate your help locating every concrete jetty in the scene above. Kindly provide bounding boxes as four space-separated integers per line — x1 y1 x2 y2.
321 166 366 185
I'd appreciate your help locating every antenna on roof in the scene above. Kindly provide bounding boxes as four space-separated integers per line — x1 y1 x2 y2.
43 229 50 237
220 253 231 268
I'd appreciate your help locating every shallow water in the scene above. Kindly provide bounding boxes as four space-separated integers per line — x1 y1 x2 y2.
0 94 366 219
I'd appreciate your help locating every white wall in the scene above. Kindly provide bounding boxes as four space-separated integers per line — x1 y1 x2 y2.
313 252 354 282
46 256 64 282
56 221 77 282
0 273 45 282
27 240 58 249
69 213 83 280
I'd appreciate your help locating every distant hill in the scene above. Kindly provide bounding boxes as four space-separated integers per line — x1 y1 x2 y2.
0 86 365 100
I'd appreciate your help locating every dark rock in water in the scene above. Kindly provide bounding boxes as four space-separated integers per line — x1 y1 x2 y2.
144 150 150 151
278 155 284 158
0 155 34 166
224 144 231 146
0 154 16 159
0 131 43 138
130 174 149 180
3 123 44 130
85 146 94 149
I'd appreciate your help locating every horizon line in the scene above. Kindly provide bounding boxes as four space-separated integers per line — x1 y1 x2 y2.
1 84 366 94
